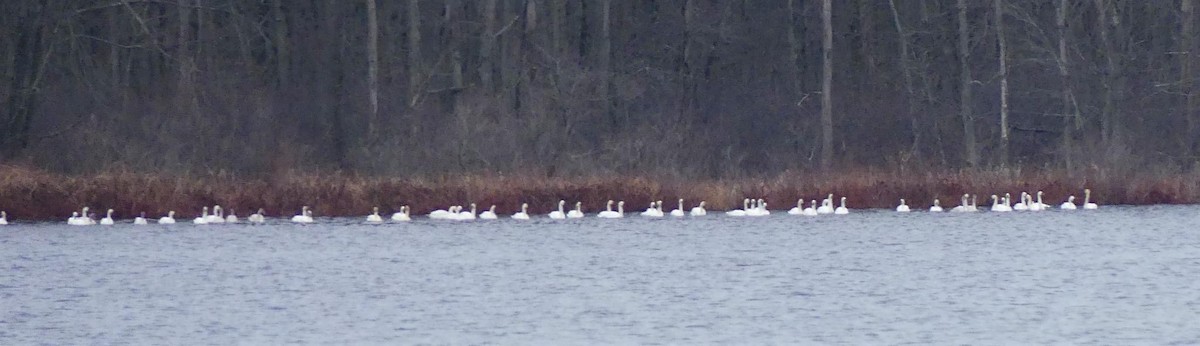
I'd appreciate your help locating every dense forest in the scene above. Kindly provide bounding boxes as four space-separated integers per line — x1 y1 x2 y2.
1 0 1196 178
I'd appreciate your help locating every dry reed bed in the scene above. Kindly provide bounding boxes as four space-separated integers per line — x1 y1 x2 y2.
0 165 1197 220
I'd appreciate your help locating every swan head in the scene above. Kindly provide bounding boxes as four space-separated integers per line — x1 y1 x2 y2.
169 211 175 217
934 199 940 206
257 208 264 215
373 207 379 213
678 198 684 204
699 201 706 207
490 205 497 212
72 212 79 217
82 207 90 213
1037 191 1044 196
576 201 582 208
991 195 998 201
559 200 565 207
1068 195 1075 202
203 206 209 213
900 198 906 205
657 200 663 207
1085 188 1091 195
618 201 625 207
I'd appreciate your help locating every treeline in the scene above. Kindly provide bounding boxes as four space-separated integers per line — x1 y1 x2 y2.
0 0 1196 178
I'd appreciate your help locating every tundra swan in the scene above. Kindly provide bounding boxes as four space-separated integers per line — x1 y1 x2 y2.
0 211 7 225
895 199 910 212
206 205 225 224
1013 192 1029 211
756 199 771 216
194 207 210 224
366 207 384 223
951 195 969 212
568 202 585 218
991 195 1012 212
834 197 849 215
727 198 750 217
68 212 81 225
248 209 266 223
513 203 531 220
480 205 498 219
1060 196 1077 210
1083 189 1099 209
99 209 115 225
429 206 453 220
159 211 177 224
598 201 624 218
803 200 819 216
225 210 238 223
670 199 686 217
930 199 944 212
788 199 804 215
291 206 314 223
132 212 148 225
458 203 478 220
690 201 707 216
641 201 663 217
817 195 835 214
549 200 567 219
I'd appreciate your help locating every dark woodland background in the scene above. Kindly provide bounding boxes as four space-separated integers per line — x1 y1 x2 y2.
2 0 1197 178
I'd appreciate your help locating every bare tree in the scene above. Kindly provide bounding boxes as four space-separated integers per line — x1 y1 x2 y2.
1057 0 1078 171
1184 0 1196 154
995 0 1010 165
821 0 834 169
407 0 421 107
957 0 978 167
366 0 379 140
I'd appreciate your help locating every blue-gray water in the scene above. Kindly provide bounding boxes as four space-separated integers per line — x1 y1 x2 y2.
3 206 1200 344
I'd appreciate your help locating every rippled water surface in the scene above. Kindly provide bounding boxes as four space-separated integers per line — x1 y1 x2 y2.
4 206 1200 344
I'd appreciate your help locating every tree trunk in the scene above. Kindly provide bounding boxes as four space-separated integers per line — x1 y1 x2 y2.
1095 0 1118 143
957 0 978 167
820 0 834 168
888 0 920 156
478 0 496 93
995 0 1010 165
271 0 289 87
1183 0 1196 155
1056 0 1076 171
366 0 379 140
407 0 421 107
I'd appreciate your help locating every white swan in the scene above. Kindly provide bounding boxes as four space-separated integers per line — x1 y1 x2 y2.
1029 191 1047 211
366 207 384 223
99 209 115 225
727 198 750 217
930 199 944 212
549 200 567 219
206 205 225 224
0 211 7 225
72 207 96 225
816 195 835 214
690 201 707 216
513 203 531 220
598 200 624 218
159 211 177 224
194 207 210 224
1083 189 1099 209
132 212 148 225
248 209 266 223
950 194 969 212
458 203 478 220
225 209 238 223
291 206 314 223
670 199 686 217
479 205 498 220
68 212 81 225
895 199 910 212
834 197 849 215
429 206 453 220
756 199 771 216
568 202 585 218
788 199 804 215
1013 192 1029 211
1060 196 1077 210
991 195 1012 212
803 200 819 216
640 201 663 217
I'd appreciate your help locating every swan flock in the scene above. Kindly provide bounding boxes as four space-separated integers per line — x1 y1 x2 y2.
2 189 1102 225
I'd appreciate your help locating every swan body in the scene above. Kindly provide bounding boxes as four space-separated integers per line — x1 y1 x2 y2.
429 207 454 220
225 210 238 223
513 203 532 220
206 206 226 224
458 203 478 220
366 207 384 223
670 199 686 217
834 197 849 215
159 211 177 224
568 202 585 218
727 198 750 217
802 200 819 216
755 199 770 216
133 212 148 225
690 201 707 216
480 205 498 220
291 206 314 223
248 209 266 223
788 199 804 215
895 199 910 212
950 195 969 212
99 209 114 225
194 207 210 224
71 207 96 225
817 195 835 214
1083 189 1099 209
391 206 411 221
549 200 567 219
598 201 624 218
1013 192 1029 211
68 212 81 225
930 199 944 212
1029 191 1047 211
1060 196 1077 210
641 201 664 217
0 211 7 225
993 195 1012 212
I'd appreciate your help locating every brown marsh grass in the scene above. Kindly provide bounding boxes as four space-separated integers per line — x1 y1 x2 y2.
0 165 1197 220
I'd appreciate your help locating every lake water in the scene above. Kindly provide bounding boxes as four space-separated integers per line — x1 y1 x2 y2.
3 206 1200 344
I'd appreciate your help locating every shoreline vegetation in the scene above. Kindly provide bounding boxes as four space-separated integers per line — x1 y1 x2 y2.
0 165 1195 221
